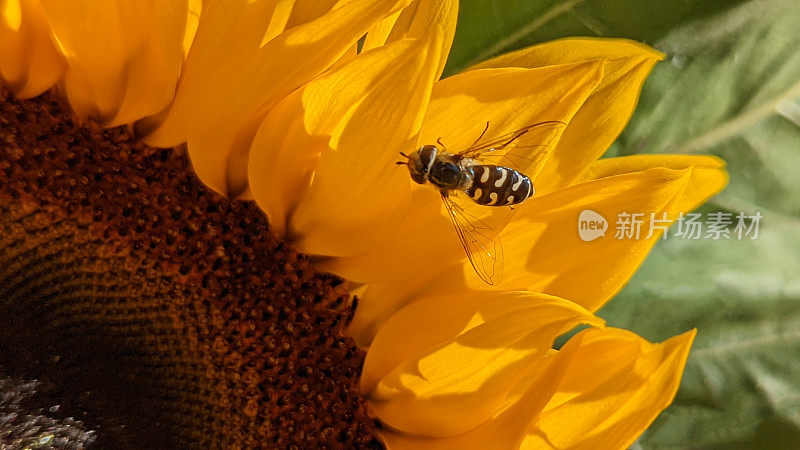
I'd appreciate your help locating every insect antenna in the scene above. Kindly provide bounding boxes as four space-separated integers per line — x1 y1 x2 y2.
436 137 448 151
396 151 410 165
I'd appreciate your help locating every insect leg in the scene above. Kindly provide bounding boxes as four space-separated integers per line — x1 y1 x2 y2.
468 121 491 149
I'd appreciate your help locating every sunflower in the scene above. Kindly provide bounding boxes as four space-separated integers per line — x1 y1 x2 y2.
0 0 727 448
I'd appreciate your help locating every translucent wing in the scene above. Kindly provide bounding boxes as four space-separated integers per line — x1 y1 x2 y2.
441 192 503 285
455 121 566 177
457 120 565 157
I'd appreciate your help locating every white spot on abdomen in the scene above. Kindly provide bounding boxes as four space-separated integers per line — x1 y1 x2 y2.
471 188 483 200
489 192 499 205
494 169 507 187
479 167 489 183
506 195 515 204
512 175 524 191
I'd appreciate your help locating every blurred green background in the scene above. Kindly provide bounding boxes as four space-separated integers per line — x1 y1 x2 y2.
446 0 800 448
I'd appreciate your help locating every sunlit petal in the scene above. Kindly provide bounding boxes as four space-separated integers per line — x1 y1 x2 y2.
249 40 422 238
379 328 693 449
584 154 728 215
182 0 202 56
521 328 696 450
348 278 431 348
362 10 402 52
420 61 605 173
364 290 602 437
378 329 589 449
146 0 412 195
1 1 709 448
321 60 604 282
475 38 665 194
457 161 727 311
378 0 458 78
290 32 442 258
284 0 337 28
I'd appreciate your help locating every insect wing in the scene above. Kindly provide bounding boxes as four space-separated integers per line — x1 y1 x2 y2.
441 193 503 285
457 121 565 176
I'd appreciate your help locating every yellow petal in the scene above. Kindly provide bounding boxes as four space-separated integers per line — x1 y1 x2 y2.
458 162 726 311
0 0 64 98
350 158 725 346
420 60 604 175
475 38 665 194
379 328 694 450
375 0 458 78
521 328 696 450
320 60 604 282
584 154 729 215
284 0 337 29
146 0 412 196
249 40 423 239
289 32 442 258
348 278 430 348
182 0 202 56
378 328 591 449
38 0 187 126
362 10 402 52
364 290 603 437
473 37 663 72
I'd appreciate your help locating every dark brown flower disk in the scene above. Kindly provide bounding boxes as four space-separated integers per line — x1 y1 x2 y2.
0 88 382 449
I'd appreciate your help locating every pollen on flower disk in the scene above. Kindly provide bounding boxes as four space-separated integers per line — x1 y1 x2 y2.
0 88 384 448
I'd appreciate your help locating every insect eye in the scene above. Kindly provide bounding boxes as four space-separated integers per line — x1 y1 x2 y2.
405 155 428 184
418 145 437 164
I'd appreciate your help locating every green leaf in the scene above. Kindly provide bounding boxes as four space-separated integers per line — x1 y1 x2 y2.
444 0 745 75
450 0 800 447
602 211 800 448
602 0 800 446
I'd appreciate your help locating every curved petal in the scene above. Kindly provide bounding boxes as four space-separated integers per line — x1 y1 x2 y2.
182 0 202 56
364 290 603 437
451 159 726 311
249 40 423 239
39 0 187 126
284 0 337 29
475 38 665 194
289 32 442 258
420 61 605 164
376 0 458 79
349 157 725 346
320 61 604 282
348 278 431 348
362 10 402 52
0 0 64 98
145 0 412 196
380 328 694 450
378 329 590 449
521 328 696 450
583 154 728 215
472 37 663 72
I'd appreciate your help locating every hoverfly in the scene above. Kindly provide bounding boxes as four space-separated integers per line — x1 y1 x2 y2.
396 121 565 285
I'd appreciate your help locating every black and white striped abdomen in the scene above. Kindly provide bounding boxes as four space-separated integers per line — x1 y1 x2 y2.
465 165 534 206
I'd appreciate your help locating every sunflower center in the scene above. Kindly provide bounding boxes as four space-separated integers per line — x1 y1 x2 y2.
0 88 381 448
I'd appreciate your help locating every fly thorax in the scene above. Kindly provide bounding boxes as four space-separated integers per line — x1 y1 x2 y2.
428 159 464 189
